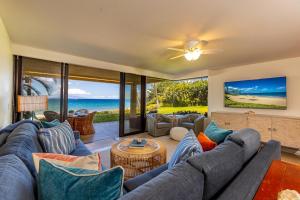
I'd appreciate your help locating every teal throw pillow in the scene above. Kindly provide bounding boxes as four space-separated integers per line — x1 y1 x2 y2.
41 119 61 128
204 121 233 144
38 160 124 200
168 130 203 169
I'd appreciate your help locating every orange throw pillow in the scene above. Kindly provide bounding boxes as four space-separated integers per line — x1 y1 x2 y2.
197 132 217 151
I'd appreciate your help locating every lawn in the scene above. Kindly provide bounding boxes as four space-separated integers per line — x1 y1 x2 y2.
93 106 208 123
93 110 131 123
157 106 208 114
93 111 119 123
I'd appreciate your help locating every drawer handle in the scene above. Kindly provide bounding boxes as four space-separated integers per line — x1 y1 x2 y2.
225 122 231 125
268 128 272 131
272 128 277 131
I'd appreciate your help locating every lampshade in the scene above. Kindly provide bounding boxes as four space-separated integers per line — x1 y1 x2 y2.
17 95 48 112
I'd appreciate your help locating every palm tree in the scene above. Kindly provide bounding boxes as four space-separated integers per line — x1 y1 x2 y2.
22 76 59 119
22 76 58 96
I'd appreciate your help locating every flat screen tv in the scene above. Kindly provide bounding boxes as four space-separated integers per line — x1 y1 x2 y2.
224 77 287 110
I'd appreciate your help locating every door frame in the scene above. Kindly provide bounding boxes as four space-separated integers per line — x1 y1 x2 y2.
12 56 68 122
119 73 146 137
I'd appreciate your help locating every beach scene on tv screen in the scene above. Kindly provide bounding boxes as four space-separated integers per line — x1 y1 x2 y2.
224 77 287 110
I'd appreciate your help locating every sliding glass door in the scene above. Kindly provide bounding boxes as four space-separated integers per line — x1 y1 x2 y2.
13 56 147 139
19 57 64 121
119 73 146 136
68 64 121 143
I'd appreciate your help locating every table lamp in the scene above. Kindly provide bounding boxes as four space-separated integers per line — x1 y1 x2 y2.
17 95 48 120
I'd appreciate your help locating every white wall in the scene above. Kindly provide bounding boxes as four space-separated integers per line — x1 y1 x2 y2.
208 57 300 117
0 18 13 127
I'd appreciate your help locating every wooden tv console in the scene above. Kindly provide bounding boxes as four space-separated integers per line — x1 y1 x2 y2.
211 112 300 149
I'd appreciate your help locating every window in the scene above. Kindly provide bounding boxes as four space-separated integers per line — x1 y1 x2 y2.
146 77 208 115
21 57 62 120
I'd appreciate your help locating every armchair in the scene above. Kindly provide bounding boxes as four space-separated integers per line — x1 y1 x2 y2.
147 114 173 137
178 114 205 135
43 111 60 122
71 112 96 135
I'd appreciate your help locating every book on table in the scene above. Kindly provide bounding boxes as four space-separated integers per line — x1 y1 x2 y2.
129 139 147 148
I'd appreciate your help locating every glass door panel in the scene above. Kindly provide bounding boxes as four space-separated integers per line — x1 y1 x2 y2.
68 64 121 143
123 73 144 135
21 57 62 121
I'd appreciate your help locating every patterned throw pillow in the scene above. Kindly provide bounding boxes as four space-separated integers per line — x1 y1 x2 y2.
38 121 76 154
32 152 102 173
38 160 124 200
168 130 203 169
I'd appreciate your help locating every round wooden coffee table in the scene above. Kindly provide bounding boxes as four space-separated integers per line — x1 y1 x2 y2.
110 139 166 180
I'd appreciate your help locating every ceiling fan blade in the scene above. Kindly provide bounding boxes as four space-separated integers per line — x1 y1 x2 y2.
169 54 184 60
201 49 224 54
167 47 185 52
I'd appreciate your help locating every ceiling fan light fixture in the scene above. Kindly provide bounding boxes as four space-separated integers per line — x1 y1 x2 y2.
184 48 201 61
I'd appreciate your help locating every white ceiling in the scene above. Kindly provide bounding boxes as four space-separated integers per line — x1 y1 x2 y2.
1 0 300 76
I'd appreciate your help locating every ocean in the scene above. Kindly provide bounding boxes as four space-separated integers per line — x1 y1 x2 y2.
48 99 130 112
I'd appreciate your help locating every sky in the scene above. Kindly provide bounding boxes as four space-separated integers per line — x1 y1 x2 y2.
225 77 286 94
68 80 119 99
31 77 206 99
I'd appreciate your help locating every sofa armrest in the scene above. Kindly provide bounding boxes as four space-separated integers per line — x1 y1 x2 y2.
147 116 157 130
194 116 205 135
216 140 281 200
73 130 80 140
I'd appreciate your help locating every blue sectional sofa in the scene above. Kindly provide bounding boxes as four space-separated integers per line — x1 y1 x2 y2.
0 121 281 200
0 122 91 200
120 129 281 200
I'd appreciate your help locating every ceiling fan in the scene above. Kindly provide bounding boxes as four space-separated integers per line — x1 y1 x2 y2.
168 40 223 61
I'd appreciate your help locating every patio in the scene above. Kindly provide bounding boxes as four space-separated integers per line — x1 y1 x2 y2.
80 121 119 144
80 120 134 144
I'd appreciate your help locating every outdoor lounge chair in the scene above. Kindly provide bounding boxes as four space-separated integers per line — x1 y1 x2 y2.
147 113 173 137
177 114 205 135
73 112 96 135
43 111 60 122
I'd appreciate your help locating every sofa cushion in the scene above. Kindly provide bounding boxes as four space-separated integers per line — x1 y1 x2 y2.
38 160 124 200
156 122 172 129
168 130 203 169
226 128 261 163
124 164 168 192
70 140 92 156
38 121 76 154
0 154 35 200
119 162 205 200
188 140 244 200
204 121 233 144
0 123 43 177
